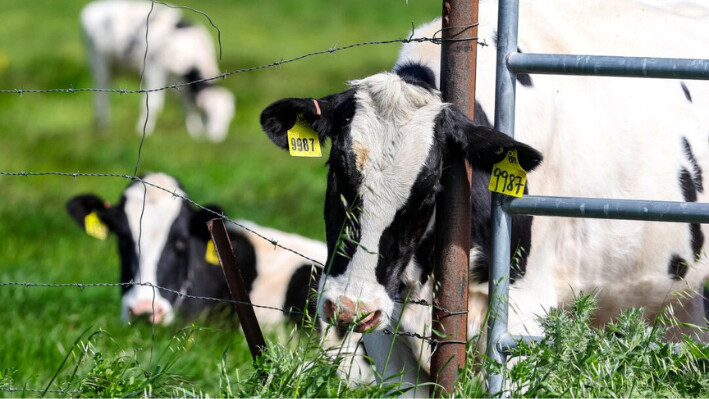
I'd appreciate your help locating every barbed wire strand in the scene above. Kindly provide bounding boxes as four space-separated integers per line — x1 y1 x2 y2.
0 280 456 345
0 31 481 96
0 171 325 266
137 1 157 372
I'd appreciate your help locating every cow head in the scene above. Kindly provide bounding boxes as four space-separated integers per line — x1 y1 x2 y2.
66 173 224 324
260 64 542 333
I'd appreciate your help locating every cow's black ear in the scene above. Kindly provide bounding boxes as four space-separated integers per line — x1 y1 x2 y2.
441 106 543 173
66 194 114 237
189 204 225 242
260 90 354 150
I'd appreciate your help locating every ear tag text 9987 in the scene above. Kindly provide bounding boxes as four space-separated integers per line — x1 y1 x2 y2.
287 115 322 158
488 149 527 198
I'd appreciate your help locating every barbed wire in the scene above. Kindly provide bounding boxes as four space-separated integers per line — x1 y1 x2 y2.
0 32 482 96
0 280 462 345
0 170 325 267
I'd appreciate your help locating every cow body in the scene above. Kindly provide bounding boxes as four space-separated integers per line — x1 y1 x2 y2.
80 0 235 141
261 0 709 394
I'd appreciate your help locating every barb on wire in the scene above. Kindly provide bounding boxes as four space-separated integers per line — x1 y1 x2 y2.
382 328 468 346
0 33 480 95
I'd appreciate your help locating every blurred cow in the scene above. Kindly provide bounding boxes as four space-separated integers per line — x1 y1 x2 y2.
80 0 235 141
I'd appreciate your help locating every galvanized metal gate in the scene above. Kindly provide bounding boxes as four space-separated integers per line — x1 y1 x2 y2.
487 0 709 395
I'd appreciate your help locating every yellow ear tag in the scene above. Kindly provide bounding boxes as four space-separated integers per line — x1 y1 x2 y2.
287 116 322 157
84 211 108 240
205 239 220 266
488 149 527 198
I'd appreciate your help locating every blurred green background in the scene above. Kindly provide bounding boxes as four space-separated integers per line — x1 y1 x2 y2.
0 0 439 394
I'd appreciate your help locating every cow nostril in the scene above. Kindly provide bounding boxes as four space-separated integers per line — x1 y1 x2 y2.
322 299 337 320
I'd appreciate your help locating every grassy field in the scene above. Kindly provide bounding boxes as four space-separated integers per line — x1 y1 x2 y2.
0 0 439 396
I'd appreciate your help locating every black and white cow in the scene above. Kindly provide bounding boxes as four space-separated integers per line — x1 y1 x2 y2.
67 172 373 383
80 0 235 141
261 0 709 393
66 172 325 326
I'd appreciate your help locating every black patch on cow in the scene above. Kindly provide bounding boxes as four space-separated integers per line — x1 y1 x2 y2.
323 124 363 278
155 202 193 304
175 18 192 29
681 81 693 103
668 254 689 280
393 63 437 91
682 137 703 193
680 168 698 203
374 138 443 296
465 104 532 284
283 264 320 326
490 31 533 88
183 68 211 95
690 223 704 261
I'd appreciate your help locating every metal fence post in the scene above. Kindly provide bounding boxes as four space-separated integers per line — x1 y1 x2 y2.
488 0 519 396
431 0 477 396
207 219 267 360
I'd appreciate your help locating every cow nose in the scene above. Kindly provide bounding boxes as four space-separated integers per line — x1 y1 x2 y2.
322 297 382 333
128 300 166 324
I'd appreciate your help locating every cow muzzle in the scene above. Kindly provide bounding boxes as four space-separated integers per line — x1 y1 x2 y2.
127 300 169 324
322 296 383 333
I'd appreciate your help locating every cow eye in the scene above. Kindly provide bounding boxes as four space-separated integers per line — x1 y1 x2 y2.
174 238 187 252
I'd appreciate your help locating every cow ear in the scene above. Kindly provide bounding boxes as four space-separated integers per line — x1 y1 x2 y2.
260 90 354 150
66 194 114 239
441 106 543 173
189 204 225 242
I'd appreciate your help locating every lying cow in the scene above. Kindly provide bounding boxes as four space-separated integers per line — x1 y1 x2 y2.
66 172 373 383
80 0 235 141
260 0 709 394
66 172 325 326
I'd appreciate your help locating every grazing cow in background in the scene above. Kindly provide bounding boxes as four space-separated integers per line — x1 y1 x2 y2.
80 0 235 141
261 0 709 393
66 172 372 384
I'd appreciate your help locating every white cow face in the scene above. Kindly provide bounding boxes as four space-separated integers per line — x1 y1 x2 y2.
66 173 225 325
260 64 543 332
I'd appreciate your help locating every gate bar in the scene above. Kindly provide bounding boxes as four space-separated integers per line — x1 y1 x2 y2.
508 53 709 79
504 195 709 223
488 0 520 395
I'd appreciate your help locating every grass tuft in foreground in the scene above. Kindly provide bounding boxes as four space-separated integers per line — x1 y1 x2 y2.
484 294 709 398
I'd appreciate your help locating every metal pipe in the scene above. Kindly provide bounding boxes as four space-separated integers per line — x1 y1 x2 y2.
508 53 709 80
504 195 709 223
488 0 520 396
431 0 476 396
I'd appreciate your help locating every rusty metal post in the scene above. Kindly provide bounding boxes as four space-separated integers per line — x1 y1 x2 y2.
431 0 477 396
207 219 267 360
